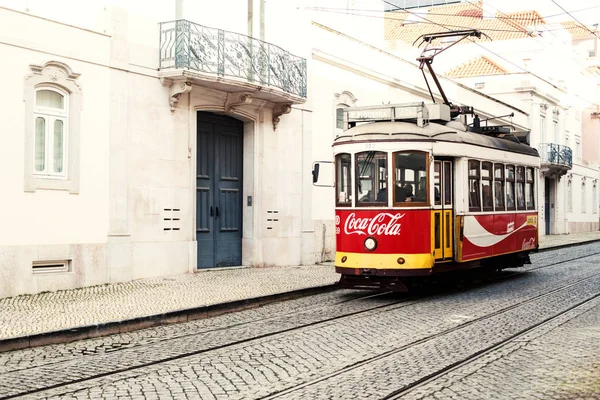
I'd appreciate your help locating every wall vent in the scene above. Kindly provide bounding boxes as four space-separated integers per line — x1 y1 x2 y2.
164 208 182 231
32 260 71 274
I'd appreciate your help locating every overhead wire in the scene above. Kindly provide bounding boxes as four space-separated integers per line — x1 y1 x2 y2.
463 0 600 107
376 0 600 107
550 0 599 38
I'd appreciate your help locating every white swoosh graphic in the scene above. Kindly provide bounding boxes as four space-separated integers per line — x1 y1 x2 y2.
463 216 528 248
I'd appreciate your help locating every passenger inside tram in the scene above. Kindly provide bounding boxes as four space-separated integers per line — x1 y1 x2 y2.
395 183 414 202
415 176 427 202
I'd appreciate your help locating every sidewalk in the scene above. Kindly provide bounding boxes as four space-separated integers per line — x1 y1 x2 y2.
1 231 600 351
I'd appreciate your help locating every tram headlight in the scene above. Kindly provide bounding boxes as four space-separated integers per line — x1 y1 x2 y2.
364 237 377 251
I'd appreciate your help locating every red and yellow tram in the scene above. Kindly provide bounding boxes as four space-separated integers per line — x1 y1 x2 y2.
321 102 539 291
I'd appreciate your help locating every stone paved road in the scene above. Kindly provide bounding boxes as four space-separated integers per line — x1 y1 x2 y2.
1 244 600 400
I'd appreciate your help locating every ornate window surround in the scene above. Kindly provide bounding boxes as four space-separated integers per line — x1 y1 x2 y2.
334 91 357 136
24 61 82 193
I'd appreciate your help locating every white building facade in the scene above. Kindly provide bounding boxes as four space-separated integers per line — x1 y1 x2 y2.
1 0 544 298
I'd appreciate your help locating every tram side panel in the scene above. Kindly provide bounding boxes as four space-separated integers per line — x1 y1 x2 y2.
460 213 538 261
335 209 434 272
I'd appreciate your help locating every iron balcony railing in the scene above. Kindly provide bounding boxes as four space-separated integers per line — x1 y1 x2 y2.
539 143 573 169
159 20 307 99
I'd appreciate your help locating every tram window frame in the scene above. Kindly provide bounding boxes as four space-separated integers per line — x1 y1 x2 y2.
481 162 493 211
434 161 442 206
516 166 526 210
506 165 516 211
493 163 505 211
468 160 481 212
443 161 452 206
335 153 352 207
393 151 429 207
525 167 535 209
355 151 388 207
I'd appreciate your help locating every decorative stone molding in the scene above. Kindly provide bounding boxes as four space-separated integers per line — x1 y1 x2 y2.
567 173 573 183
160 78 192 112
225 92 253 112
553 107 560 116
334 90 358 106
273 103 292 130
540 102 549 114
582 176 587 183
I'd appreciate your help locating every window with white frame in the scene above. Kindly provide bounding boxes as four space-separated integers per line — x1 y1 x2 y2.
593 182 598 214
33 87 68 177
24 61 82 193
552 119 558 143
540 115 546 143
576 138 582 161
582 180 587 213
567 179 572 213
333 91 357 137
336 106 346 131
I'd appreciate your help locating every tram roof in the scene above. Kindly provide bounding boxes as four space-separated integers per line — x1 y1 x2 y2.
334 121 539 157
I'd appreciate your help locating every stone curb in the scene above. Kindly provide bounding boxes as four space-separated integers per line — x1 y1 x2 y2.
0 284 338 353
2 238 599 353
536 238 600 253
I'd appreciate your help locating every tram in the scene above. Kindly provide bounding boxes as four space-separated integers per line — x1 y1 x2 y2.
314 101 540 291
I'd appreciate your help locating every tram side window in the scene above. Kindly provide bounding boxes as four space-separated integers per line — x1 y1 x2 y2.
335 153 352 206
468 160 481 211
355 151 387 206
481 162 493 211
494 164 505 211
516 166 526 210
506 165 516 210
394 151 427 205
434 161 441 205
526 167 535 209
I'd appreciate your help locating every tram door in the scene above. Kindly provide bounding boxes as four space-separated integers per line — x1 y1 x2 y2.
432 160 454 261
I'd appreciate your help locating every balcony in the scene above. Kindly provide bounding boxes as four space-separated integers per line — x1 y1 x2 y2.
159 20 307 107
539 143 572 178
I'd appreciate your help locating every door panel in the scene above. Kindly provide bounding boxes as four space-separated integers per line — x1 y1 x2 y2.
196 113 243 269
432 160 454 261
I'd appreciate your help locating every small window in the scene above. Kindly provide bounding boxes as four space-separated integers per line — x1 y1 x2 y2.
567 179 573 213
594 183 598 214
506 165 516 210
336 108 345 130
393 151 428 206
356 151 387 206
494 164 505 211
516 166 526 210
443 161 452 206
33 87 68 178
481 162 493 211
582 181 587 213
526 168 535 209
336 153 352 206
468 160 481 212
434 161 441 206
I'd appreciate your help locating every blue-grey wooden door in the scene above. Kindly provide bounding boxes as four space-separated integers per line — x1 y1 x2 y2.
196 112 243 268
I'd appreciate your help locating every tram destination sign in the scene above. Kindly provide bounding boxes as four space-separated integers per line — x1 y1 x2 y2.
346 108 393 122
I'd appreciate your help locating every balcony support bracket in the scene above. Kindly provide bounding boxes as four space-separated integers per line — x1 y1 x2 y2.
273 103 292 130
225 92 253 112
161 78 193 113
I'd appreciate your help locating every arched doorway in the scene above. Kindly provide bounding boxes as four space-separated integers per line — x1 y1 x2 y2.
196 112 243 268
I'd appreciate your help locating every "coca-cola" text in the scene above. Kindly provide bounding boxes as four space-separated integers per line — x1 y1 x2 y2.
343 212 404 236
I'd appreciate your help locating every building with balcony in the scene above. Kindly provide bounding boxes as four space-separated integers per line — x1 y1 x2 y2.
384 0 600 235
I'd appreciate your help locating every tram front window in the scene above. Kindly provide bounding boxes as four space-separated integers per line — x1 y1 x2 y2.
335 153 352 206
355 151 387 206
394 151 428 205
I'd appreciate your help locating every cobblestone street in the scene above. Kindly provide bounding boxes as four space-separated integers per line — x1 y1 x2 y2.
1 244 599 400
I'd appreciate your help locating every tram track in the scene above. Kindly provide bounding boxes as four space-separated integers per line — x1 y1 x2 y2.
263 271 600 399
384 293 600 400
1 247 599 399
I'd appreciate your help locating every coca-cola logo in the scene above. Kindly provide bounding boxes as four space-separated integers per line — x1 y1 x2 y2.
343 212 404 236
522 237 536 250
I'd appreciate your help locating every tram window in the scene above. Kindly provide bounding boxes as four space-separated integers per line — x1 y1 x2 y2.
506 165 516 210
526 167 535 209
494 164 505 211
434 161 441 205
355 151 387 206
481 162 493 211
443 161 452 206
468 160 481 212
393 151 427 205
516 166 526 210
335 153 352 206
